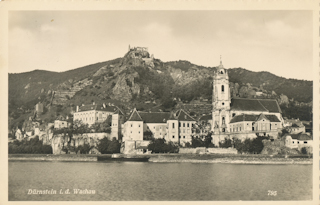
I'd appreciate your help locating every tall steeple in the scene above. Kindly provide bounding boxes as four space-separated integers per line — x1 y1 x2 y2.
212 56 230 134
219 55 223 68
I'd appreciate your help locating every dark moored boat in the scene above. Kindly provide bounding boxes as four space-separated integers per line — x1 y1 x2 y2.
97 154 150 162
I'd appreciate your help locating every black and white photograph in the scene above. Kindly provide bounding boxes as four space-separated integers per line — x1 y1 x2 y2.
1 1 318 204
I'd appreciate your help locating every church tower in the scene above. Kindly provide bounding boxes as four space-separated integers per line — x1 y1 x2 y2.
212 56 231 134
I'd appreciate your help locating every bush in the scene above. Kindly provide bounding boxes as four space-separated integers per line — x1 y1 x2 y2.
143 130 153 140
8 137 53 154
147 138 178 153
76 144 91 154
301 147 308 154
97 137 121 154
191 133 215 148
219 138 232 148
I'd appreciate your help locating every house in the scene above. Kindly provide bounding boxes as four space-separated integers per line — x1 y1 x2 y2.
73 102 124 140
122 108 196 151
54 120 68 129
229 113 281 137
73 102 120 126
284 133 313 150
286 123 305 134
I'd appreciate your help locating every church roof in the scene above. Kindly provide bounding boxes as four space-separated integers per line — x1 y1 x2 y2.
199 114 212 121
231 98 281 113
230 114 281 123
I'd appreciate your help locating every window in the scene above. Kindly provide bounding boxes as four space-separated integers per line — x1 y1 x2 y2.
139 124 140 127
222 117 225 125
160 133 162 135
179 122 181 127
222 128 225 132
138 131 140 134
297 141 299 144
179 136 181 139
222 102 224 105
183 136 185 139
172 123 175 129
131 124 133 127
172 136 175 139
187 123 189 127
222 85 224 92
304 141 307 144
292 141 294 144
183 123 185 127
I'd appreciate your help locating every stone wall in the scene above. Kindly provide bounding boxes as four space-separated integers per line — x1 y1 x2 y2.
206 148 238 154
179 147 237 154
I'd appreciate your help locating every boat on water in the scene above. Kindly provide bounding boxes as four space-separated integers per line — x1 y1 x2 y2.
97 154 150 162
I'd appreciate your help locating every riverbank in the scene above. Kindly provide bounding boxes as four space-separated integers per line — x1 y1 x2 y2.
8 153 312 164
9 154 98 161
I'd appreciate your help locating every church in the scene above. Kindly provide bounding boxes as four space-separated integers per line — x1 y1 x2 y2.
211 58 283 144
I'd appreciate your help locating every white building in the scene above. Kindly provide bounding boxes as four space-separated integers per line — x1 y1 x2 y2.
73 102 119 126
210 58 283 143
123 109 196 147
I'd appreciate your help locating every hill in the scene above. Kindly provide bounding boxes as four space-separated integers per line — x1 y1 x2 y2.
8 47 313 131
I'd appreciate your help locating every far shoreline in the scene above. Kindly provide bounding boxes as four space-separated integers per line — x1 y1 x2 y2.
8 153 313 165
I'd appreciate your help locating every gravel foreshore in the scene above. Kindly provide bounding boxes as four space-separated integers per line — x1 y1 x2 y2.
8 154 312 164
148 156 312 164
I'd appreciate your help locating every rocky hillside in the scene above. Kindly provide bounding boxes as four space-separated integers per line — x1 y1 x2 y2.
9 47 313 131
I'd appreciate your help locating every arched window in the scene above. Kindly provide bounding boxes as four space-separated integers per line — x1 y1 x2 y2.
222 117 225 125
222 85 224 92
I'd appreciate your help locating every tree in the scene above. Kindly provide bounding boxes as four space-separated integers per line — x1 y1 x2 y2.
97 137 121 154
219 137 232 148
143 130 153 140
203 133 214 148
191 136 204 148
250 135 269 154
147 138 178 153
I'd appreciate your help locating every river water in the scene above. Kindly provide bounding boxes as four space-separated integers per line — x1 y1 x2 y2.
9 161 312 201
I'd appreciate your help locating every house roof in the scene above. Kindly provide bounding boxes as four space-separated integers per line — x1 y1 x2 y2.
78 104 119 113
230 98 281 113
230 114 281 123
175 109 196 121
127 109 143 121
139 112 171 123
289 133 313 140
126 109 195 123
291 123 304 128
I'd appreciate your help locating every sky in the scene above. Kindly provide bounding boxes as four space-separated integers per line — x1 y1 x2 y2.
8 10 313 80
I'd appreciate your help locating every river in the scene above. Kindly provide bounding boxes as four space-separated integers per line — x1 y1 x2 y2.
9 161 312 201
